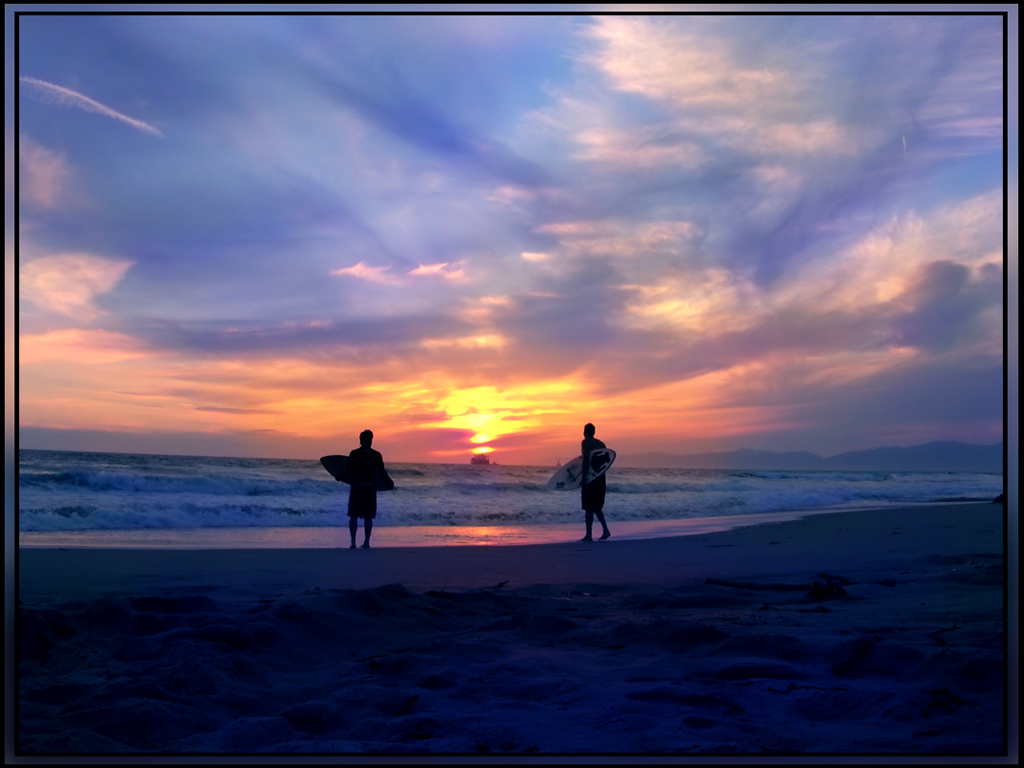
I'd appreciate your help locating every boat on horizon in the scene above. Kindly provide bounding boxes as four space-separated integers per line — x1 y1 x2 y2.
470 454 493 466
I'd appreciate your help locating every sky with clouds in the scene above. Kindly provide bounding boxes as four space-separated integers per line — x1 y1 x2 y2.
11 9 1013 464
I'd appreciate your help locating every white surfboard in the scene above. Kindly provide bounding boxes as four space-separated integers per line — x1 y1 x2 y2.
546 448 616 490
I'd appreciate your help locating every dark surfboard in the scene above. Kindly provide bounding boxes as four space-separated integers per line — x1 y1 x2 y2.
320 455 395 491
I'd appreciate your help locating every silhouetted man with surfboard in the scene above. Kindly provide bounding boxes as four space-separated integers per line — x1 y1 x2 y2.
339 430 393 549
581 423 611 541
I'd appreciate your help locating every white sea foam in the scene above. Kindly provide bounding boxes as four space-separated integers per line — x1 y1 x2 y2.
18 449 1003 534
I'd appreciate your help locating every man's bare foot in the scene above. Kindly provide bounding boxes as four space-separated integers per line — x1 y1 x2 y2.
580 535 593 542
361 542 371 549
599 531 611 540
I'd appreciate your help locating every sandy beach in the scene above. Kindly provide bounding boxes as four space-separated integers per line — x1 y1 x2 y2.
16 502 1009 756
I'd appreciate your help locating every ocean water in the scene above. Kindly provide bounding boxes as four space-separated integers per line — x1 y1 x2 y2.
18 449 1003 548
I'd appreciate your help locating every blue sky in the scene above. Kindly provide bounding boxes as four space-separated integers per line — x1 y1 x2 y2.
9 7 1015 464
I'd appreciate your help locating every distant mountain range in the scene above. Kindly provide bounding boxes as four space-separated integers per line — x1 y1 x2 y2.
619 441 1004 472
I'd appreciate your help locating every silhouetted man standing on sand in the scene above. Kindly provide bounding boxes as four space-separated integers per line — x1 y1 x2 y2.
581 423 611 541
339 430 393 549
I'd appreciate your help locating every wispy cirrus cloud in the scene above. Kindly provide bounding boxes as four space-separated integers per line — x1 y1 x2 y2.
334 261 469 284
19 136 73 209
19 76 164 137
409 262 467 281
331 261 398 284
20 253 134 322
